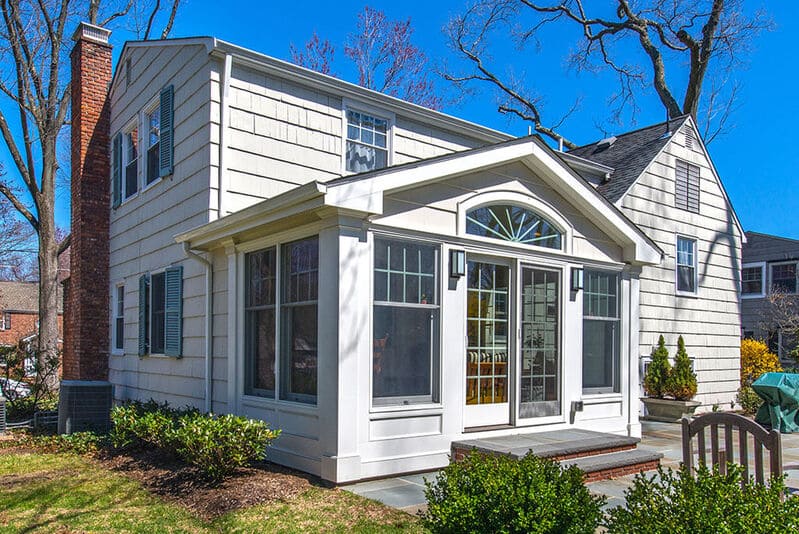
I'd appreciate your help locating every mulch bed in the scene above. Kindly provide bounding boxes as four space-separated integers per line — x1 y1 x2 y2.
92 448 319 520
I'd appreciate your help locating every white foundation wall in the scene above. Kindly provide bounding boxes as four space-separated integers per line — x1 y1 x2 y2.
618 127 742 409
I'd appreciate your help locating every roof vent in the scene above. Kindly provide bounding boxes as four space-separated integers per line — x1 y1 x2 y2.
596 136 617 151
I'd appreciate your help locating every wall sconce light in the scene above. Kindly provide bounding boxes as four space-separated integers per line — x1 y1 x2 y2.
449 249 466 278
571 267 584 291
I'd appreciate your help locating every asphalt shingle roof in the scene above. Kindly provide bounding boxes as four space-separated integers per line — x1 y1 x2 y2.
569 116 690 203
0 281 63 313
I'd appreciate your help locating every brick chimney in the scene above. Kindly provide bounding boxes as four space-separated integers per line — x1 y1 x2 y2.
59 22 113 434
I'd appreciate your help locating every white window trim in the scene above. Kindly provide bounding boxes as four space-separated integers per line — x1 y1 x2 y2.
0 311 9 331
581 269 621 395
340 98 395 176
456 190 574 256
142 96 162 192
675 235 698 297
769 260 799 295
741 261 766 299
120 118 140 204
112 282 125 355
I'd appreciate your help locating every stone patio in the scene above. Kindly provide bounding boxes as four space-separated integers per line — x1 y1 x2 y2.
345 420 799 514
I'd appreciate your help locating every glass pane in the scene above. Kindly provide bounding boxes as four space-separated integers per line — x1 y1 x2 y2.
373 306 435 399
583 319 617 391
347 124 359 140
146 144 159 184
282 237 318 304
519 267 559 410
677 266 695 292
374 238 437 304
281 304 317 402
374 271 388 302
151 273 166 354
246 308 275 395
247 248 276 307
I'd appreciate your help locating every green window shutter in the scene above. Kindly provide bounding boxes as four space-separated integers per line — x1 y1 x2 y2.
138 274 149 356
164 265 183 357
112 132 122 208
159 84 174 178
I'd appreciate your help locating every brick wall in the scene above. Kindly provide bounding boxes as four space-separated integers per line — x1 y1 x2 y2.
63 25 112 381
0 313 63 347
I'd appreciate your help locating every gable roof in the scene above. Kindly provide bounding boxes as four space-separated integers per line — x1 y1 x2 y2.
177 135 662 265
568 116 690 203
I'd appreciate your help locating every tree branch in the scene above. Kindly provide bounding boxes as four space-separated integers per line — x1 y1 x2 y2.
0 183 38 231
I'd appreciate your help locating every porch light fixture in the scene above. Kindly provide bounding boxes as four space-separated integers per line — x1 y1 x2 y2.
571 267 584 291
449 249 466 278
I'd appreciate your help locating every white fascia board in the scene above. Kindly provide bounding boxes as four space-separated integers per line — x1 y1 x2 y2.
110 37 216 91
175 182 328 249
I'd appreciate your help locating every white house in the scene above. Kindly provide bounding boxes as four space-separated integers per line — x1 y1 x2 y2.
64 23 742 483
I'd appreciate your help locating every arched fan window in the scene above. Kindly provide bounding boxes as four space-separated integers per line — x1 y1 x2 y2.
466 204 562 249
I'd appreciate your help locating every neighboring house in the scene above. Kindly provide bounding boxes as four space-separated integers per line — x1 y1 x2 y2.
741 231 799 362
63 23 742 483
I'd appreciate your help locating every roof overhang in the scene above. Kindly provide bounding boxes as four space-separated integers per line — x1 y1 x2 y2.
177 137 662 265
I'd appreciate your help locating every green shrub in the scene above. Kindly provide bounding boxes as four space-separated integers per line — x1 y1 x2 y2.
174 412 280 480
605 464 799 533
110 399 279 480
644 335 672 398
737 385 764 415
666 336 697 400
421 451 604 534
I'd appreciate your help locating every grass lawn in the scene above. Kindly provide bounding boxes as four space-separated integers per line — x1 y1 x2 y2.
0 451 424 533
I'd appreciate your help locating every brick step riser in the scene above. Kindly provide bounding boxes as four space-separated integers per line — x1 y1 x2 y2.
451 443 637 463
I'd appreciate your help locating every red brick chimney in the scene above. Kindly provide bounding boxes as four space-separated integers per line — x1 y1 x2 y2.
59 22 113 433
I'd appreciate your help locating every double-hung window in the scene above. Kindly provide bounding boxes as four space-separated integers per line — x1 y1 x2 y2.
0 312 10 331
245 248 277 397
676 236 697 294
280 237 319 403
771 263 797 294
373 238 439 405
123 126 138 198
741 263 765 297
582 270 620 394
113 285 125 352
345 109 389 173
138 267 183 357
146 106 161 185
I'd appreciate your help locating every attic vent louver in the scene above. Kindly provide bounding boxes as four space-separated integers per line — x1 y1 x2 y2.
684 126 694 150
596 136 617 150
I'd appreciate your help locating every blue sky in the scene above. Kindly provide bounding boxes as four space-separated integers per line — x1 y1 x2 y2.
19 1 799 239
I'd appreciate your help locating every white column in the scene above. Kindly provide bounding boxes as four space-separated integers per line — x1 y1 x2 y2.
223 239 239 414
624 266 642 437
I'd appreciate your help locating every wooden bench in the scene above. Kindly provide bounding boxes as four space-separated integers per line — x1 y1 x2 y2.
681 412 782 484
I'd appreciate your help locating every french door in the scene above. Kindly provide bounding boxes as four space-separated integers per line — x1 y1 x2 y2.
464 260 561 428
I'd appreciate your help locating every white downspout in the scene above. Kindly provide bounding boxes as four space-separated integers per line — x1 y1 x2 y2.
183 242 214 413
217 52 232 218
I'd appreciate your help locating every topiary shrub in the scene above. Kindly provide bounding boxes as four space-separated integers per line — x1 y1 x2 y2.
421 451 605 534
605 463 799 533
643 335 672 398
736 339 781 414
666 336 697 400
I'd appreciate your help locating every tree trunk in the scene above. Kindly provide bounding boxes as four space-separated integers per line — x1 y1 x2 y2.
37 174 59 388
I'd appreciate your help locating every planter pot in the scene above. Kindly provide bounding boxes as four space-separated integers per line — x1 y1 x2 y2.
641 397 701 423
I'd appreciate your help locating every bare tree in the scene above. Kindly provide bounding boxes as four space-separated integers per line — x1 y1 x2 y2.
0 0 179 374
292 6 443 110
0 181 36 281
445 0 772 147
759 288 799 361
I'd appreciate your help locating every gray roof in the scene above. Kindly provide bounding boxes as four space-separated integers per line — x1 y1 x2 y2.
569 116 690 203
0 281 63 313
743 231 799 264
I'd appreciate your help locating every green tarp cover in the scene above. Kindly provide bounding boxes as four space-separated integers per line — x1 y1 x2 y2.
753 372 799 433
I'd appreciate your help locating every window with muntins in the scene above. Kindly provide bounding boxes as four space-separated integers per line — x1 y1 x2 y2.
345 109 388 173
582 270 620 393
138 267 182 357
675 160 700 213
742 265 764 296
245 248 277 397
123 127 138 199
373 238 439 405
771 263 797 294
280 237 319 404
0 312 9 331
466 204 562 249
146 107 161 185
676 236 697 294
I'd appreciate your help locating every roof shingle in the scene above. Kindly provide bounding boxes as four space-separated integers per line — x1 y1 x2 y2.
0 281 63 313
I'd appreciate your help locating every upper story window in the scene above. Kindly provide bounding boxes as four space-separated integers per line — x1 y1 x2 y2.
0 312 10 331
741 263 765 298
466 204 562 250
675 159 700 213
345 109 388 173
146 106 161 185
771 262 798 294
113 284 125 352
676 236 697 294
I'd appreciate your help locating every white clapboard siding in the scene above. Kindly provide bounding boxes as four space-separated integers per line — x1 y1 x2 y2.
619 125 742 408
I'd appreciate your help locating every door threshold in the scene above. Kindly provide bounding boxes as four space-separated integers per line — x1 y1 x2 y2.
464 424 514 433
